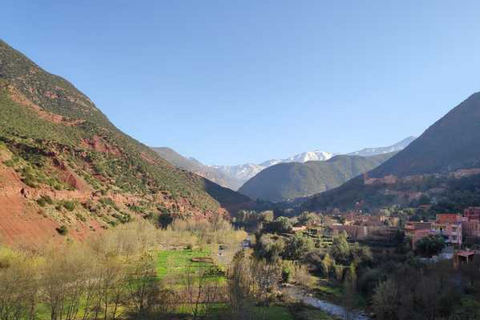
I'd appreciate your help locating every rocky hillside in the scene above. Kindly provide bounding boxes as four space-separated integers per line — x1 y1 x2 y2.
0 40 246 245
239 153 394 202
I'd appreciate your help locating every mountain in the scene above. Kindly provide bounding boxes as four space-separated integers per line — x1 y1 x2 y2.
0 40 247 245
304 92 480 211
239 153 394 202
210 150 335 189
260 150 335 166
371 93 480 177
209 163 264 189
348 136 416 157
151 147 242 189
209 139 413 190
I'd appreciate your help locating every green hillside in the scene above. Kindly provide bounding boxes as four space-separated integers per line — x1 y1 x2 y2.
0 39 246 237
238 153 393 202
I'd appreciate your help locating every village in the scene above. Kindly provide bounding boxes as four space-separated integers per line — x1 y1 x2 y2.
287 206 480 265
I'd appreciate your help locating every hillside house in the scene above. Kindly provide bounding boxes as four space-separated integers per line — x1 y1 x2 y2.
462 220 480 240
405 222 434 249
436 213 462 224
432 221 462 247
464 207 480 221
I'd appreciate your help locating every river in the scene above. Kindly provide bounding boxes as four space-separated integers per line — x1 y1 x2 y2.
284 287 372 320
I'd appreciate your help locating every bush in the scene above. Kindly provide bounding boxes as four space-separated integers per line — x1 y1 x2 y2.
36 198 46 207
56 225 68 235
75 212 87 222
37 195 53 207
112 212 132 224
62 201 76 212
3 159 15 167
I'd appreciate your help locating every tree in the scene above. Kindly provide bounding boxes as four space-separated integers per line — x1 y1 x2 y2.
297 212 317 226
281 235 312 261
157 213 173 229
126 254 159 319
330 234 351 265
262 217 293 234
251 259 282 306
259 210 274 222
183 267 221 320
320 253 335 279
0 249 39 320
372 279 400 320
227 252 256 320
254 234 285 263
416 235 445 257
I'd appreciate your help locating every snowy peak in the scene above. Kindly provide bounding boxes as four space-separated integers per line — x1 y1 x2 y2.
211 150 334 188
158 137 415 191
287 150 334 163
348 136 416 157
210 163 265 182
259 150 334 167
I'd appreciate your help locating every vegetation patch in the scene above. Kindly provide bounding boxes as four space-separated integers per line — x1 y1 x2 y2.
156 249 224 282
55 225 68 235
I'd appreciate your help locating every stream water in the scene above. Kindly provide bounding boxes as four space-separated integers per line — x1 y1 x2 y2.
284 287 372 320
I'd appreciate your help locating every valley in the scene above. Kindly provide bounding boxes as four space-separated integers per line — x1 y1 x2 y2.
2 7 480 320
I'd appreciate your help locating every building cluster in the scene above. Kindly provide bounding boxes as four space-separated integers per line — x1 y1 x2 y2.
405 208 480 249
363 173 398 186
328 212 399 240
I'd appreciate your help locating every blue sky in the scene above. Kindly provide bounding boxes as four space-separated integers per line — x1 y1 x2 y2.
2 1 480 165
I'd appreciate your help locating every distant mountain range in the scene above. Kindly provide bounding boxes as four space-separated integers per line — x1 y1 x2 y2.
305 91 480 211
347 136 416 157
153 137 415 191
238 153 395 202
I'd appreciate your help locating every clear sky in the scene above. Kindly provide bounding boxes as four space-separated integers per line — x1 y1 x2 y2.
2 1 480 165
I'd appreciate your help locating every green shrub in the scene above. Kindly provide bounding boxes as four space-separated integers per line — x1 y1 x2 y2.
37 195 53 207
3 159 15 167
75 212 87 222
62 201 76 212
36 198 46 207
112 212 131 224
56 225 68 235
43 195 54 205
99 198 119 210
22 176 37 188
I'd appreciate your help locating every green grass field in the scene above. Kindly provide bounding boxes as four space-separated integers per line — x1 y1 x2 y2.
206 304 296 320
253 306 295 320
156 249 225 283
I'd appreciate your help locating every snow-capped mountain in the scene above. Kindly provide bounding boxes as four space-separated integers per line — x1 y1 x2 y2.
259 151 334 167
286 150 334 163
210 137 416 190
210 150 335 189
209 163 265 183
348 136 416 157
155 137 416 191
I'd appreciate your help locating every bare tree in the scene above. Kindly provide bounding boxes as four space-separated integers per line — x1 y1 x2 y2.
0 251 38 320
126 254 159 319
